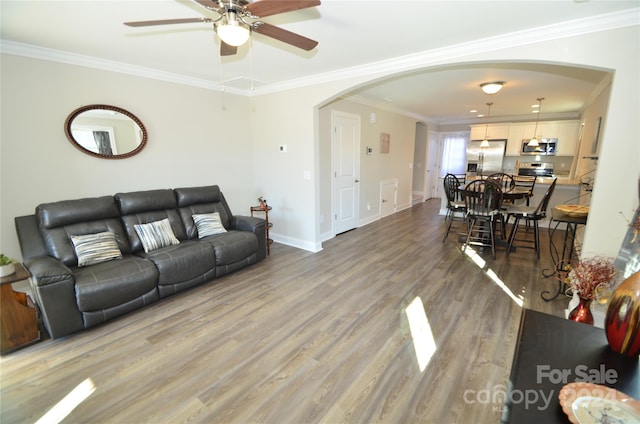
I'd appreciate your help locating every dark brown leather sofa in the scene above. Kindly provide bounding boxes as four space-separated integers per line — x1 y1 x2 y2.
14 185 266 339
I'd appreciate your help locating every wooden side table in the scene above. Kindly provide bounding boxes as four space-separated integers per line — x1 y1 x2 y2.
1 263 40 354
251 205 273 255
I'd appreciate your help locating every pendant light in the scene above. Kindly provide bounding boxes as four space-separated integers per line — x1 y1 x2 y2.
527 97 545 147
480 102 492 147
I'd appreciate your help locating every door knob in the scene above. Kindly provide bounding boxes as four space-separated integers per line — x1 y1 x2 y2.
355 179 360 183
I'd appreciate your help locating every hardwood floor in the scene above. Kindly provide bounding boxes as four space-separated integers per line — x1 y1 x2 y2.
0 200 571 423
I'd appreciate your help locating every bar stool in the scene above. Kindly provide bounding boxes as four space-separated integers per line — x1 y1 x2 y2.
442 174 466 242
462 180 503 259
505 179 557 258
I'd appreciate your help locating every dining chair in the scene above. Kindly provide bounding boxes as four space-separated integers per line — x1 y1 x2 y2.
487 172 515 192
462 179 503 259
512 175 537 206
505 178 557 258
453 173 467 185
487 172 515 235
442 173 467 242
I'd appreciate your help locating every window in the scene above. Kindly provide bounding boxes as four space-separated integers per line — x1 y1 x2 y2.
440 133 468 177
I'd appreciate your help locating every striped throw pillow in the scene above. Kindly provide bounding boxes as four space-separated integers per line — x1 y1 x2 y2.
193 212 227 238
70 231 122 267
134 218 180 253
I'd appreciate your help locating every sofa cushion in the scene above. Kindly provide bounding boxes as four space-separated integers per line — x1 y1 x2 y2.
193 212 227 238
134 218 180 253
37 196 130 266
70 231 122 267
115 189 186 253
140 240 216 296
75 255 159 312
200 231 258 266
174 186 232 239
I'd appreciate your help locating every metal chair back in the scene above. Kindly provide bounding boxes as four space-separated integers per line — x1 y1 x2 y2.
533 178 557 217
464 180 503 217
487 173 515 192
443 174 463 206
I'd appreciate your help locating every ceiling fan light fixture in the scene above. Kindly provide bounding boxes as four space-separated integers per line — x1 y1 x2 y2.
217 21 250 46
480 81 505 95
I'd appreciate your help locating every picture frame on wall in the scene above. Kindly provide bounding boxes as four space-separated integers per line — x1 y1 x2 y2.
380 133 390 154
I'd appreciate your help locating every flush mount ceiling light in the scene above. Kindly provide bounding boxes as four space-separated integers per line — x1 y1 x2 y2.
527 97 545 146
481 102 493 147
480 81 505 95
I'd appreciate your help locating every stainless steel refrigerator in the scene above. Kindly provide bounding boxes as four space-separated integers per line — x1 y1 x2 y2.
466 140 507 176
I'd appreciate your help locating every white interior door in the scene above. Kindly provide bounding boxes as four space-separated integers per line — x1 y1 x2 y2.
425 130 439 199
332 111 360 234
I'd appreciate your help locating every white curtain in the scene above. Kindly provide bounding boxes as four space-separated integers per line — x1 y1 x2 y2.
440 133 468 177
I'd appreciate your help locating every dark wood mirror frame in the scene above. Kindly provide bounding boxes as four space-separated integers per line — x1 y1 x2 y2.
64 104 147 159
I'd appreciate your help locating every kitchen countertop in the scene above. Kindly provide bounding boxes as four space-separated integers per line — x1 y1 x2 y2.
537 176 579 186
466 175 580 186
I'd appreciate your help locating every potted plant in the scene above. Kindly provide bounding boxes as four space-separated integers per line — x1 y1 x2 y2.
563 256 616 325
0 254 16 277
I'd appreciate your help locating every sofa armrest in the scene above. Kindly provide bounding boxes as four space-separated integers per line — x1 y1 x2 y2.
23 256 84 339
230 215 267 261
25 256 74 287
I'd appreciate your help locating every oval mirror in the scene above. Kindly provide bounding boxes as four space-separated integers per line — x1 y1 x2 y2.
64 104 147 159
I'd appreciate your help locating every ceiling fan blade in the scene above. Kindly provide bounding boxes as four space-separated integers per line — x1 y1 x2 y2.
246 0 320 18
220 41 238 56
193 0 223 12
124 17 212 27
253 22 318 51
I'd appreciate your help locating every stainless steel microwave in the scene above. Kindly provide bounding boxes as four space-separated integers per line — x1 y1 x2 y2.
521 138 557 155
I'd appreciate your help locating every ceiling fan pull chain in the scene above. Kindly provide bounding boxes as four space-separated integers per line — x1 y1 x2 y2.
249 36 255 91
218 41 225 93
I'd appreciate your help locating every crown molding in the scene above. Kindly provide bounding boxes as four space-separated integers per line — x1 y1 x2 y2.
252 8 639 96
344 94 433 123
0 40 246 96
1 8 637 98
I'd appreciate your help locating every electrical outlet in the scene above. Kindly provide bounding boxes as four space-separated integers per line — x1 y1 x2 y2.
279 144 287 152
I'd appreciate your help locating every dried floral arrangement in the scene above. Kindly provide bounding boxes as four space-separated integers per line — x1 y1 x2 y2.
563 256 617 300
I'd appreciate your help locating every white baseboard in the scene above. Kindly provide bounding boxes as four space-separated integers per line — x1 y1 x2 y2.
270 232 322 253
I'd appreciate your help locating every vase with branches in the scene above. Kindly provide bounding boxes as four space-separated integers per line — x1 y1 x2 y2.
561 256 616 325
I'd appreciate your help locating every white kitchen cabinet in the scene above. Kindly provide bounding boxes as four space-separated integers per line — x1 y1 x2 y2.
469 124 509 141
503 120 580 157
506 123 530 156
538 121 581 156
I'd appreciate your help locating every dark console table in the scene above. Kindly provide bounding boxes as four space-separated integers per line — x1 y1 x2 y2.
503 309 639 423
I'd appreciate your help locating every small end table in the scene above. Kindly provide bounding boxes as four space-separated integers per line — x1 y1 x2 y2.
1 263 40 354
250 205 273 255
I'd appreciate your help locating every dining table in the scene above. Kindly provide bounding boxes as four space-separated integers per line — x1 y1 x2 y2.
457 184 534 203
457 182 534 249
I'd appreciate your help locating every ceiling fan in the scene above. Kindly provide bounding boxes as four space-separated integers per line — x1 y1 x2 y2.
124 0 321 56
